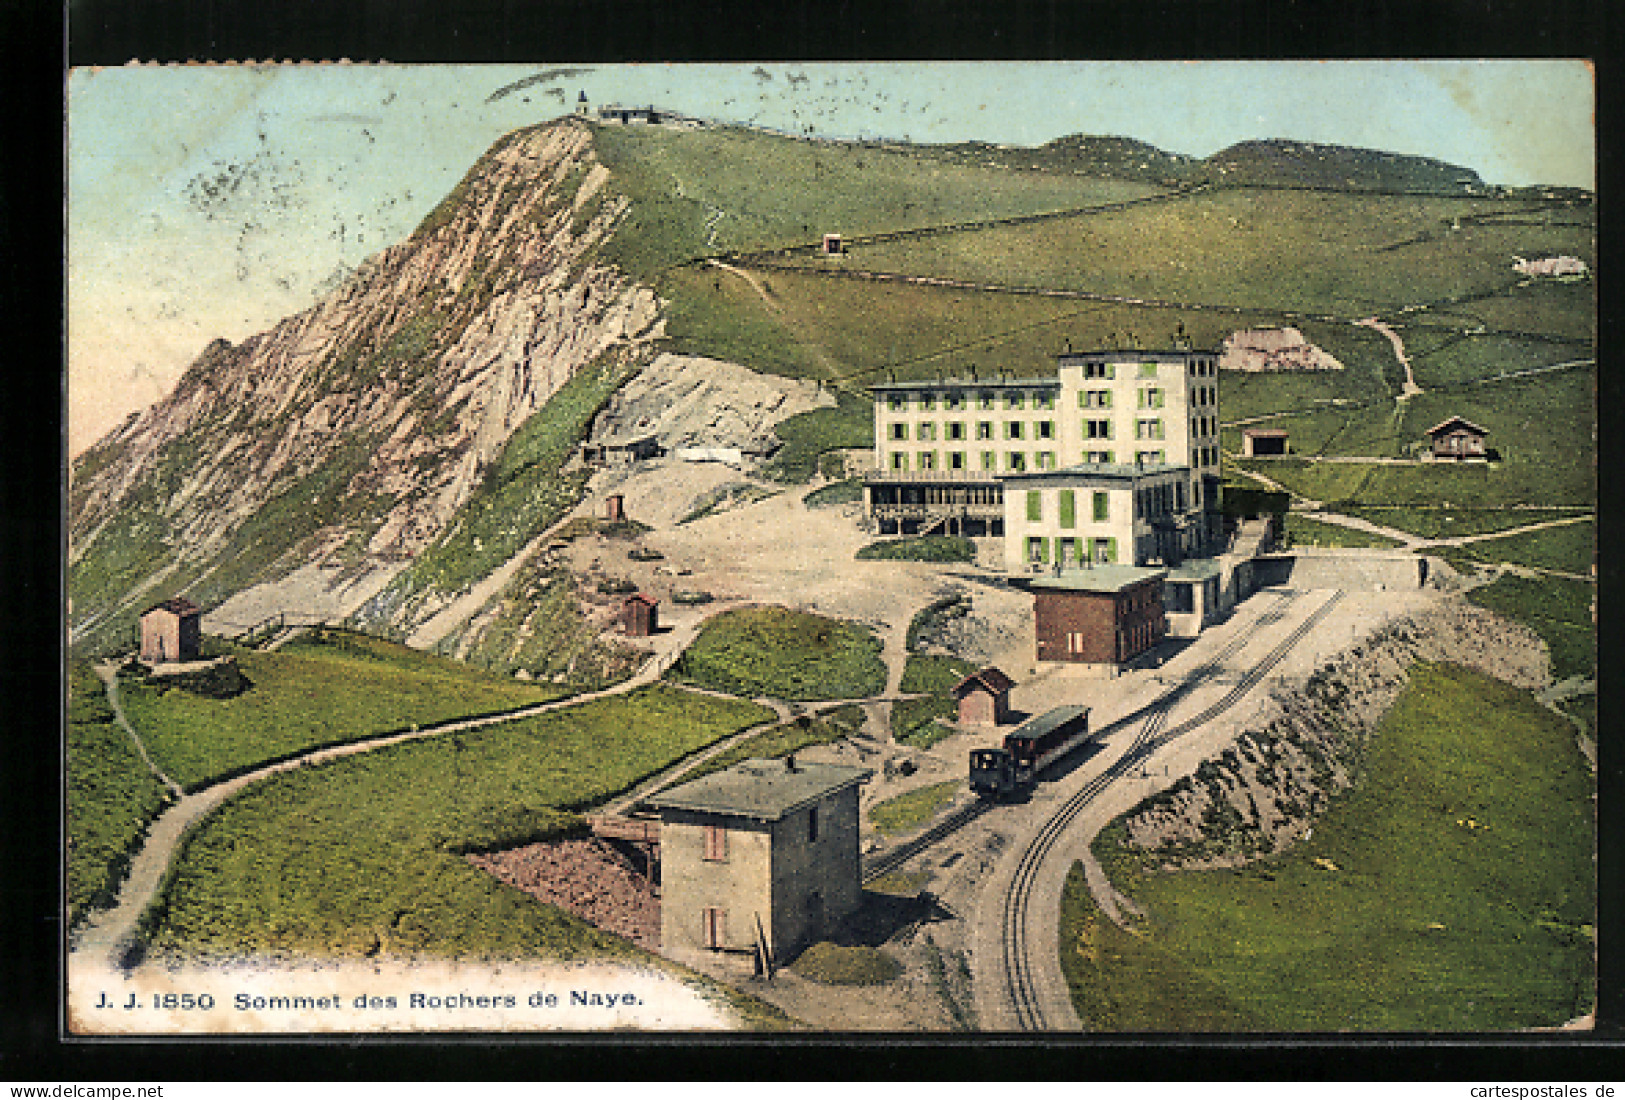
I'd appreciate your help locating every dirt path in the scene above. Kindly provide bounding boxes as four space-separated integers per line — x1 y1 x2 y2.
1356 317 1424 400
70 613 752 972
94 663 183 799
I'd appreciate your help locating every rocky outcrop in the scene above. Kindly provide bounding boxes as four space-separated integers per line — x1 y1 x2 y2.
587 352 833 456
1220 327 1344 372
69 118 662 653
1115 600 1548 870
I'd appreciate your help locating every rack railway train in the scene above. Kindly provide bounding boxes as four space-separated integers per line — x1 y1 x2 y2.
969 704 1095 799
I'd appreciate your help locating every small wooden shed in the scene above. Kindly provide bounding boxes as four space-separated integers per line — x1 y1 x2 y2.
140 597 202 664
1241 428 1290 457
951 667 1015 726
821 233 844 256
623 592 659 637
1426 416 1490 461
605 494 626 522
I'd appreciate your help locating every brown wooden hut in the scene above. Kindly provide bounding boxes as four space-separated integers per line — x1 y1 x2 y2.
139 597 202 663
1426 416 1489 461
623 592 659 637
951 667 1015 726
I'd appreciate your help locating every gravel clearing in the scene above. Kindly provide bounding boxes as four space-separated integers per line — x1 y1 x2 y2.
468 838 660 951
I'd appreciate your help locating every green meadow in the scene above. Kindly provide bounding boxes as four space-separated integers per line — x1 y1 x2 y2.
1078 664 1593 1031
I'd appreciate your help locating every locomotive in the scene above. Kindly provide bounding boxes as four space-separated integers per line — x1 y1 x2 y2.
969 704 1094 800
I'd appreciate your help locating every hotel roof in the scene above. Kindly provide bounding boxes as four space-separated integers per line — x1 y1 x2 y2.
1021 564 1169 593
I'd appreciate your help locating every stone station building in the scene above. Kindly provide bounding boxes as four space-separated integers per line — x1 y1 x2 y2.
645 758 871 968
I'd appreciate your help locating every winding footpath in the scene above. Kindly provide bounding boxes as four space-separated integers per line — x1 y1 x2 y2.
73 570 933 973
1355 316 1424 400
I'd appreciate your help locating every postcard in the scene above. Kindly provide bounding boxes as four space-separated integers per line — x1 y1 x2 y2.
65 60 1595 1035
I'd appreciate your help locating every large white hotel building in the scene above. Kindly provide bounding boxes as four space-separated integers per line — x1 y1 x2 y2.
863 348 1223 570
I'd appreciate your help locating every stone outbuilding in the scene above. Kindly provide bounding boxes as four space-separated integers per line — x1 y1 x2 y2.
139 597 202 664
951 667 1015 726
1023 565 1169 670
623 593 659 637
645 757 872 968
821 233 844 256
1426 416 1490 461
1241 427 1290 457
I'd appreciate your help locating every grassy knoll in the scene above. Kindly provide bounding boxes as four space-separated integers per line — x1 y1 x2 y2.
1557 695 1596 746
1441 518 1594 577
856 536 976 563
764 392 874 482
119 629 568 791
591 122 1164 280
1337 505 1591 540
668 606 886 702
1405 332 1595 389
68 661 174 928
1282 514 1405 550
1083 663 1593 1030
892 654 979 748
143 685 772 960
790 942 902 985
869 781 961 836
803 478 864 509
677 705 865 785
1466 574 1595 681
1058 863 1261 1031
840 189 1590 319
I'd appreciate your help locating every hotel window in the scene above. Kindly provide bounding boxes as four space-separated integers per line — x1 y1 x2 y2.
977 421 993 440
980 451 997 470
1136 419 1165 440
1136 450 1166 465
1006 392 1026 410
949 451 966 470
704 825 728 862
918 423 937 442
1086 420 1112 440
918 393 936 411
1006 421 1025 440
1092 491 1109 522
1059 489 1076 528
1084 361 1115 380
891 453 906 470
1139 362 1159 378
1027 490 1042 522
1027 537 1046 563
889 423 908 441
1139 388 1165 409
887 394 907 411
919 451 937 470
1034 392 1055 410
1081 389 1112 409
946 392 965 411
1037 420 1054 440
1037 451 1057 469
979 391 996 410
1085 450 1114 464
947 421 965 441
1007 452 1027 471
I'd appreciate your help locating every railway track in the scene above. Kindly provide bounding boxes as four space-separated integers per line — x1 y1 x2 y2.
999 588 1345 1030
859 590 1297 887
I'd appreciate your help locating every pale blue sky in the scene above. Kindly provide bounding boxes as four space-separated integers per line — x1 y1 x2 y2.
67 61 1593 453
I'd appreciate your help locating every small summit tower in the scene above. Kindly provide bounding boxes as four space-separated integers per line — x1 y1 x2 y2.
575 90 590 117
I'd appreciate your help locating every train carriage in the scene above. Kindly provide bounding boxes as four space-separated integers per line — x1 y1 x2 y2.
969 705 1093 799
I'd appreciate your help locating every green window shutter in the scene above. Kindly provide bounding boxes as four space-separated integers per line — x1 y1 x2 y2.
1093 491 1109 521
1103 391 1112 409
1105 537 1118 563
1040 537 1050 563
1026 490 1042 522
1059 490 1075 528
